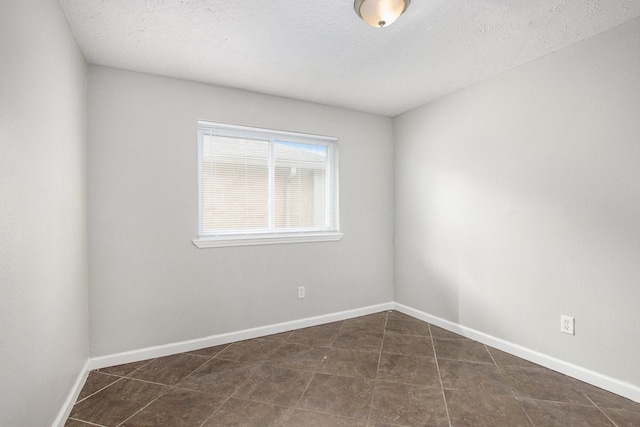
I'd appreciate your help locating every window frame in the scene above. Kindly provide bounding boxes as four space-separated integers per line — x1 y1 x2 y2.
193 121 342 248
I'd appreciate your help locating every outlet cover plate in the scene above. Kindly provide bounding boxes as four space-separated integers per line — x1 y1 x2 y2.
561 315 575 335
298 286 305 299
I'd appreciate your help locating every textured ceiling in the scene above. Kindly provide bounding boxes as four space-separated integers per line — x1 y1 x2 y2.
59 0 640 116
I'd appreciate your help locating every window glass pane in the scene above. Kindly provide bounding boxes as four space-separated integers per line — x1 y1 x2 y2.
274 141 327 230
201 134 269 232
197 121 339 243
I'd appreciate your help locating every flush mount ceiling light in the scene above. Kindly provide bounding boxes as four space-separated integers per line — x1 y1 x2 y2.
354 0 411 28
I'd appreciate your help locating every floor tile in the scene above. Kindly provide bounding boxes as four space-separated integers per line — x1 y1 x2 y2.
387 311 418 322
233 365 313 406
444 389 532 426
601 407 640 427
376 353 441 387
298 373 375 419
66 311 638 426
580 383 640 412
521 398 615 426
64 419 96 427
433 338 494 363
285 409 368 426
128 353 208 385
69 378 169 426
438 359 513 395
370 381 449 427
318 347 380 379
429 325 467 340
121 388 225 427
486 346 542 369
302 321 344 333
264 343 327 371
341 312 388 333
333 330 384 352
186 344 229 358
287 323 342 347
175 358 261 397
215 338 282 362
385 315 430 337
95 359 152 377
503 366 594 405
382 333 435 358
261 331 294 341
203 398 293 427
76 371 120 402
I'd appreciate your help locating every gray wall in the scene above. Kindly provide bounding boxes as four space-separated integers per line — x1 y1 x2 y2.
88 66 394 357
0 0 88 425
394 18 640 388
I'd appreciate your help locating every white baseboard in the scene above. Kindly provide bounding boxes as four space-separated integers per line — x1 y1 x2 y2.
52 359 90 427
78 301 638 405
88 302 393 370
393 302 640 403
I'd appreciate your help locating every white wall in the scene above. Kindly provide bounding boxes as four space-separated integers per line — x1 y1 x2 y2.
394 18 640 390
88 66 394 357
0 0 88 425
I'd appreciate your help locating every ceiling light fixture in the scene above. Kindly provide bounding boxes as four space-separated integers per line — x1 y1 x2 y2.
354 0 411 28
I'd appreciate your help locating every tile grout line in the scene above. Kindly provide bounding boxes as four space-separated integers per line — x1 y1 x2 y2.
197 393 228 427
485 345 535 426
168 352 219 386
288 319 350 425
119 357 155 377
520 404 537 427
73 375 123 405
114 388 170 427
288 342 325 425
583 394 621 427
66 417 106 427
279 332 340 425
77 356 157 406
365 310 391 423
429 323 452 427
240 340 296 424
108 354 212 426
518 396 611 407
197 340 287 427
71 375 173 426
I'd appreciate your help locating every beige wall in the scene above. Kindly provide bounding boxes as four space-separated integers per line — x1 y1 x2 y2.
394 18 640 391
0 0 88 425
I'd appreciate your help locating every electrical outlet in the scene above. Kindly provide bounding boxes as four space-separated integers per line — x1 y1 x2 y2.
297 286 305 299
561 315 575 335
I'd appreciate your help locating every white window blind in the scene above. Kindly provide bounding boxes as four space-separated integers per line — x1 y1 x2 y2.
195 121 341 247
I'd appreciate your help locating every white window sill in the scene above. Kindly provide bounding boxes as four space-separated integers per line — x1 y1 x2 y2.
193 232 344 248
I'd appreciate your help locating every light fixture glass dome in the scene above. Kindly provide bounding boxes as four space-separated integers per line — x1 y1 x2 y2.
354 0 411 28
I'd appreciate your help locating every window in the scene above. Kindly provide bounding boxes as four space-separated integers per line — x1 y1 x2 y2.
193 121 342 248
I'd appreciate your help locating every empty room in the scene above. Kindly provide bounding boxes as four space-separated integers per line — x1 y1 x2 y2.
2 0 640 426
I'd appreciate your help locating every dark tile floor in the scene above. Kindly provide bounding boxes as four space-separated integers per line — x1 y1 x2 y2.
65 311 640 426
